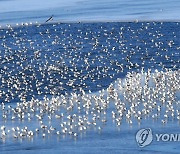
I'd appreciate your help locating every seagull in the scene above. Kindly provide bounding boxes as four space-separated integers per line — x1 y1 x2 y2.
45 15 54 23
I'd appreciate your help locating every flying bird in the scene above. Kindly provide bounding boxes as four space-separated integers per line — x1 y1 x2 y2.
45 15 54 23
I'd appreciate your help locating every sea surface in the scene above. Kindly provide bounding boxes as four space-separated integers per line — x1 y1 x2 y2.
0 22 179 103
0 0 180 154
0 0 180 25
0 21 179 154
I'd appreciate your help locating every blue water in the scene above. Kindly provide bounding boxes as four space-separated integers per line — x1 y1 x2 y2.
0 0 180 153
0 21 179 154
0 22 179 103
0 0 180 25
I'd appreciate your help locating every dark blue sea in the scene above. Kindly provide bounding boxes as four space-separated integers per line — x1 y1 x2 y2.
0 22 179 102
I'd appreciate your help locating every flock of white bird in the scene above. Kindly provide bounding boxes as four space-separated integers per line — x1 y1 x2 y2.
0 21 179 141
